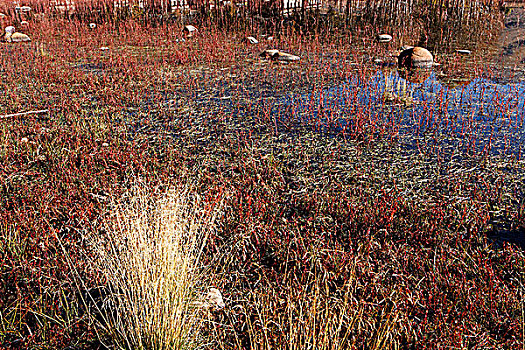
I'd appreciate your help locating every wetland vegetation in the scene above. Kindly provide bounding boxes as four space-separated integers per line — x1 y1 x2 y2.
0 0 524 348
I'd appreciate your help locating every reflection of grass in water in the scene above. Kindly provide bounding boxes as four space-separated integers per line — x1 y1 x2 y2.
383 72 413 106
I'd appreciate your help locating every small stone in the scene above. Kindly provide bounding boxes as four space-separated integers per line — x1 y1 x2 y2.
207 288 225 310
267 36 273 41
193 288 225 311
102 142 109 147
260 49 279 59
274 51 300 62
183 25 198 37
8 30 31 42
100 46 109 51
246 36 258 44
21 137 29 143
377 34 392 43
20 6 31 12
456 49 471 55
373 58 383 64
260 49 299 62
89 23 97 29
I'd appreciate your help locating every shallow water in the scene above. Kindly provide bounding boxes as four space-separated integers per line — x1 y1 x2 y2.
291 69 525 156
112 11 525 247
201 64 525 159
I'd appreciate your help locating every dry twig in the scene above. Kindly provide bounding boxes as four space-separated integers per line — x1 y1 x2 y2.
0 109 49 120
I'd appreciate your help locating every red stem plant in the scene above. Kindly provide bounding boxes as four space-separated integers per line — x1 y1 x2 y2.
0 2 523 349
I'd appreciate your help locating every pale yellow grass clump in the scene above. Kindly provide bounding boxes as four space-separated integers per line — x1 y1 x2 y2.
86 184 221 350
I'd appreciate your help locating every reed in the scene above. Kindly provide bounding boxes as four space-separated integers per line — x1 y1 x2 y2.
0 3 523 349
0 0 501 30
210 254 404 349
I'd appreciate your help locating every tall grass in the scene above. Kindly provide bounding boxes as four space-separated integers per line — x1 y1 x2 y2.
210 243 407 349
84 184 220 350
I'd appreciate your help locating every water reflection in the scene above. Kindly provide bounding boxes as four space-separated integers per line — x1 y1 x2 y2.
497 7 525 68
398 68 432 85
292 67 525 158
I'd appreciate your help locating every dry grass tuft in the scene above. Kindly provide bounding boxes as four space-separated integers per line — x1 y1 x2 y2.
85 183 221 350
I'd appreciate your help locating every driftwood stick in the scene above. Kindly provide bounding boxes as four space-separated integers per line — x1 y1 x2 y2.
0 109 49 119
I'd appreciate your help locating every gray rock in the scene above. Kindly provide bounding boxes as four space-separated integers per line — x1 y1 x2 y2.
260 49 280 59
274 51 300 61
260 49 300 62
183 25 198 37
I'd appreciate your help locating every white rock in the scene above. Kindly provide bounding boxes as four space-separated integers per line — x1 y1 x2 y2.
246 36 258 44
9 33 31 42
274 51 300 62
377 34 392 43
260 49 279 58
89 23 97 29
194 288 225 311
183 25 198 37
260 49 299 62
4 26 30 42
207 288 225 310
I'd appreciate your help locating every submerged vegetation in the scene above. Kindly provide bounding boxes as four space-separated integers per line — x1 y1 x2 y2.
0 0 524 349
